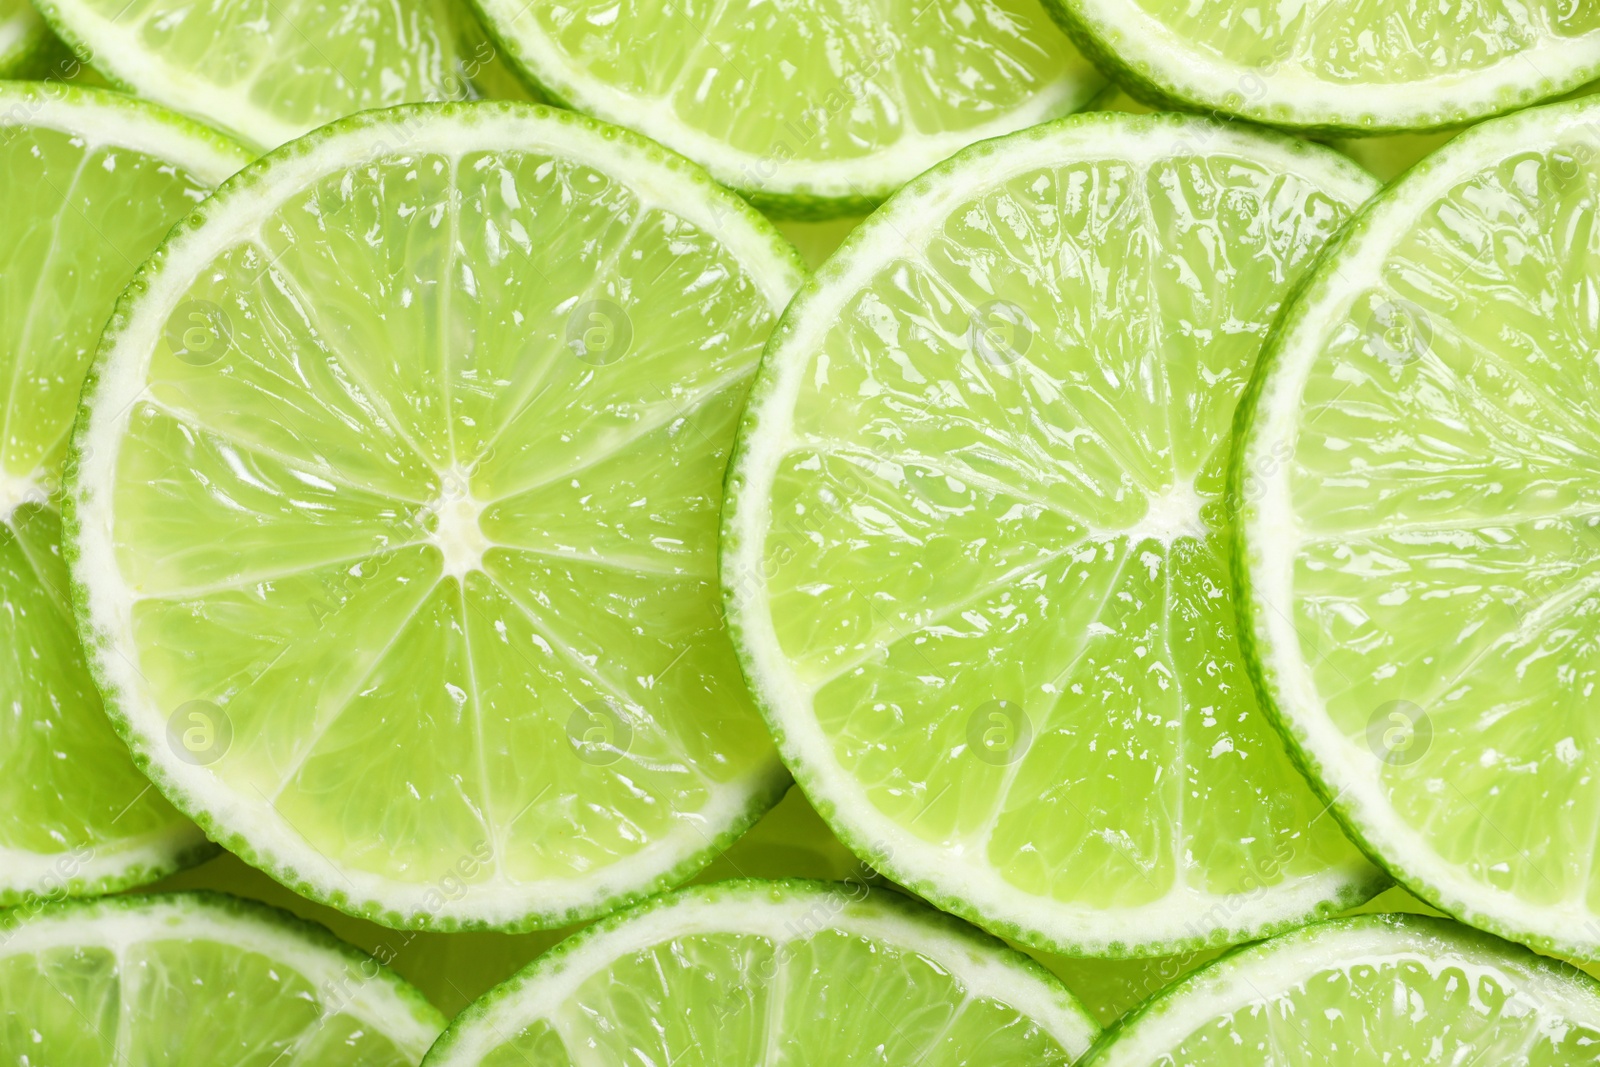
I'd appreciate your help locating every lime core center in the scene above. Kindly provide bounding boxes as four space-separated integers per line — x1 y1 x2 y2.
427 471 491 578
1122 479 1209 544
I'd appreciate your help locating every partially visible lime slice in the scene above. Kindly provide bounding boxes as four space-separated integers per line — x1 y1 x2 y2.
68 103 801 931
34 0 510 150
1079 914 1600 1065
424 879 1100 1065
722 111 1386 958
1235 96 1600 961
1045 0 1600 133
0 84 248 909
471 0 1105 217
0 0 52 75
0 891 444 1062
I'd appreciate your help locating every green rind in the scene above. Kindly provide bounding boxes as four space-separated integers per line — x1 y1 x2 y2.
1076 912 1600 1063
1229 94 1600 964
423 877 1100 1064
0 889 448 1041
64 99 799 934
0 81 250 908
720 109 1389 960
1040 0 1600 136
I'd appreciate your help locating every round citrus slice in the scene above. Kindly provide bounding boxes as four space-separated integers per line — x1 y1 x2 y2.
470 0 1105 217
1235 96 1600 961
34 0 514 150
0 891 444 1062
0 84 249 909
1078 913 1600 1065
722 111 1387 958
1044 0 1600 134
424 879 1100 1065
67 103 800 931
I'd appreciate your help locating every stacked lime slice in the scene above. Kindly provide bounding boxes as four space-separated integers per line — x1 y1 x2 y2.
1080 914 1600 1065
34 0 510 150
0 0 51 76
0 892 444 1061
1236 96 1600 961
0 84 249 908
424 879 1100 1065
723 111 1387 957
67 103 802 931
1046 0 1600 133
472 0 1105 216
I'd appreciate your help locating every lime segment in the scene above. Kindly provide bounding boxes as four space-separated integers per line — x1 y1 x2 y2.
0 84 249 907
0 0 50 75
1236 96 1600 960
1079 914 1600 1065
0 892 444 1063
68 103 801 930
723 112 1385 956
472 0 1104 216
423 880 1099 1065
1046 0 1600 132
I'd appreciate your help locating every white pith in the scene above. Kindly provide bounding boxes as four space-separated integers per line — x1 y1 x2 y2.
1 896 441 1054
430 884 1099 1064
725 116 1382 954
1242 101 1600 955
474 0 1103 203
71 108 801 926
0 85 246 901
1090 919 1600 1064
1069 0 1600 129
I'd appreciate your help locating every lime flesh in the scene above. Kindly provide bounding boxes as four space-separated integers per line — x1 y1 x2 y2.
1236 96 1600 961
472 0 1105 216
423 880 1100 1066
68 103 801 931
0 84 249 907
723 112 1386 957
0 892 444 1063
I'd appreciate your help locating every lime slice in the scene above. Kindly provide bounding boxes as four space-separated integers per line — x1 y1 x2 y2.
0 891 444 1061
0 0 52 75
1235 96 1600 961
34 0 511 150
423 879 1100 1065
722 111 1387 957
1044 0 1600 133
1078 914 1600 1065
0 84 248 908
67 103 801 931
471 0 1105 217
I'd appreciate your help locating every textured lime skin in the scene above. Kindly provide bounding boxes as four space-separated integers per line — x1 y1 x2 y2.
721 109 1391 960
64 100 801 934
1229 95 1600 964
1076 912 1600 1064
424 877 1099 1064
1041 0 1600 136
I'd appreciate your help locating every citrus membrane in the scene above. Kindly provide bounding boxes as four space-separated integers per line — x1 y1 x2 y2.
1044 0 1600 134
33 0 514 150
1235 96 1600 961
67 102 802 931
0 84 249 908
0 891 444 1063
1078 913 1600 1065
423 879 1100 1065
0 0 51 76
470 0 1105 218
723 111 1387 957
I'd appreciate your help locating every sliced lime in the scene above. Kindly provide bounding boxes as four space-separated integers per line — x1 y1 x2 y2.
0 0 52 76
67 103 801 931
1080 914 1600 1065
35 0 509 150
471 0 1105 217
424 879 1099 1065
1045 0 1600 133
1235 96 1600 961
0 84 248 908
723 111 1386 957
0 891 443 1061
